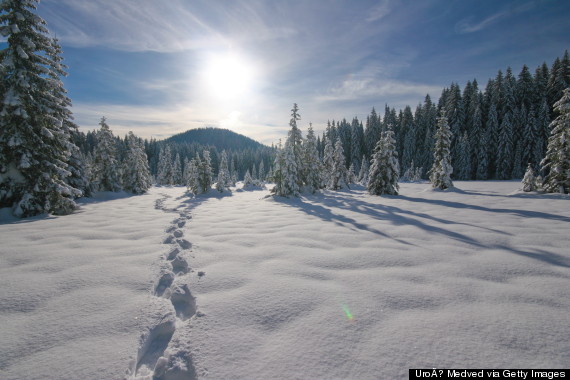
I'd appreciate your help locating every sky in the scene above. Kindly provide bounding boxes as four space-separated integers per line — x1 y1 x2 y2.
4 0 570 144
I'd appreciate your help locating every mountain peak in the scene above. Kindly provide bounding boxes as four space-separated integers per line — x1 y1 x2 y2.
165 127 267 151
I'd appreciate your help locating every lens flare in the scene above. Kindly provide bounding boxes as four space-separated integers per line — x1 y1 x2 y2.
342 304 354 320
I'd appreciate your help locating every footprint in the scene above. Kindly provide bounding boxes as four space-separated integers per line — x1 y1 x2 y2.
173 229 183 238
135 314 176 377
170 284 196 321
154 350 197 380
155 271 175 297
166 248 180 261
163 235 175 244
171 256 189 274
165 225 176 233
177 239 192 250
177 220 186 228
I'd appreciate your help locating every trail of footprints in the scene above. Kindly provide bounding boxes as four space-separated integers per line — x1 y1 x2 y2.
127 194 201 380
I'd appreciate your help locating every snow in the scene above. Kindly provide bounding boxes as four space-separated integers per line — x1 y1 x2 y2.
1 181 569 379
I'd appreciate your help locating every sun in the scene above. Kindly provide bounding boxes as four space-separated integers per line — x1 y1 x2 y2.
202 53 255 100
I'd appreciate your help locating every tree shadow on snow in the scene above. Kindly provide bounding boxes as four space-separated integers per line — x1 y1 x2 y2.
276 191 570 268
397 195 570 223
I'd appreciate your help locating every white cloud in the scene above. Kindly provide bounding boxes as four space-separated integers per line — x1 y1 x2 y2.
40 0 297 53
315 64 441 104
456 2 536 34
366 0 391 23
455 11 507 34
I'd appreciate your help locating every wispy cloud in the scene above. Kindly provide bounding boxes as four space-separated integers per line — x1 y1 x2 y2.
316 77 441 103
456 2 536 34
40 0 297 53
366 0 391 23
455 11 507 34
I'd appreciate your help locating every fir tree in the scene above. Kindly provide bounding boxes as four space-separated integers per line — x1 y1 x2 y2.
185 158 199 195
172 153 182 185
476 129 489 180
328 140 349 190
122 131 151 194
157 145 173 185
540 88 570 194
350 119 364 173
182 157 190 184
322 136 334 186
486 104 500 178
270 140 286 196
0 0 82 216
358 155 369 185
367 127 400 195
215 150 231 192
198 150 213 193
281 139 300 196
497 112 514 179
304 123 322 193
92 118 122 192
429 113 454 190
285 103 304 190
456 131 471 180
521 163 537 192
258 161 265 182
243 169 254 187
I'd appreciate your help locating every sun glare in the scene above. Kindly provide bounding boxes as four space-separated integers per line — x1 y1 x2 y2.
202 53 255 100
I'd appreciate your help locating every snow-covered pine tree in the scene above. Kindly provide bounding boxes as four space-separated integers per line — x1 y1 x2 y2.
284 103 304 191
229 157 237 186
347 163 357 184
172 153 182 185
367 127 400 195
122 131 151 194
215 150 231 192
156 145 173 185
270 140 286 196
512 143 524 179
540 88 570 194
198 150 213 193
350 119 364 174
521 163 537 192
182 157 190 184
0 1 82 216
243 169 254 187
92 117 122 192
186 157 199 195
281 139 300 196
429 113 454 190
476 128 489 180
49 36 90 198
401 160 416 182
303 123 322 193
322 136 334 187
486 104 500 178
456 131 471 180
358 155 369 185
258 161 265 182
328 140 349 190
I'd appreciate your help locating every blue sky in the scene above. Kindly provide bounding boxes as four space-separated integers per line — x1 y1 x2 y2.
8 0 570 144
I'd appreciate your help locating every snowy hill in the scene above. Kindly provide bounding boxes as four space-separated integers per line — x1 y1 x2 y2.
165 127 269 151
1 181 569 379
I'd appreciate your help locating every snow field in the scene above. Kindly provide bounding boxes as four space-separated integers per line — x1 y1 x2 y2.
0 181 569 379
184 181 570 379
0 188 183 380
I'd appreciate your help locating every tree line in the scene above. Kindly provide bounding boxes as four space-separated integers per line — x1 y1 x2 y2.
1 0 568 218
